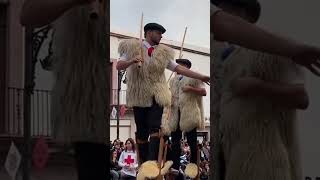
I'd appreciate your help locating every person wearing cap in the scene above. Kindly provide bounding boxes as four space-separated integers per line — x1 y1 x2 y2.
214 1 307 180
116 23 210 167
20 0 108 180
161 58 207 179
211 0 320 76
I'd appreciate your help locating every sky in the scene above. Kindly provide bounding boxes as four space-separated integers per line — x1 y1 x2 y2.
110 0 210 48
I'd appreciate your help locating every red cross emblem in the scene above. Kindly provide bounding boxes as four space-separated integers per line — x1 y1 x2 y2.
124 155 134 165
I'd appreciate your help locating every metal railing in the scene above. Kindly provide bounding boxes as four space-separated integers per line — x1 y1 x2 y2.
3 88 129 136
4 87 51 137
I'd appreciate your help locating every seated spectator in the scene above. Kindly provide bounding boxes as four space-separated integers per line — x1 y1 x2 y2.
118 138 138 180
110 149 122 180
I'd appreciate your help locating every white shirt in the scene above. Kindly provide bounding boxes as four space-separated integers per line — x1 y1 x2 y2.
118 150 138 177
119 41 179 71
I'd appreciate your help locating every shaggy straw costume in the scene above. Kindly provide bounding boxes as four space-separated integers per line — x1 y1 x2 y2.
164 76 205 133
118 38 174 169
49 5 108 180
162 73 205 179
211 39 227 179
51 4 107 143
118 39 173 108
220 46 303 180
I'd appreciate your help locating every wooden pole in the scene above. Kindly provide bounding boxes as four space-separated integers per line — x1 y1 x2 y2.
157 130 165 180
138 13 144 68
196 147 201 180
167 27 187 83
178 27 188 58
162 141 168 168
135 12 144 166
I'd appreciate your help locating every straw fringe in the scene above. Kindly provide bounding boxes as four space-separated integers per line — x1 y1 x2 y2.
50 6 107 143
220 47 303 180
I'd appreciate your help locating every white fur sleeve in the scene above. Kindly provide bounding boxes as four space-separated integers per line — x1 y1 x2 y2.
118 39 140 59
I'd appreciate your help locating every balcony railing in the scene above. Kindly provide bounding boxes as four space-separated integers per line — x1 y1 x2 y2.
2 87 129 137
3 87 51 137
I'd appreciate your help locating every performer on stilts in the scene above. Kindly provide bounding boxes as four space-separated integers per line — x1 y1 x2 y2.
116 22 210 178
163 59 206 180
214 1 308 179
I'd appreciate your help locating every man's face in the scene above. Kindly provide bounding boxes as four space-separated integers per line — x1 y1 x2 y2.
148 30 162 45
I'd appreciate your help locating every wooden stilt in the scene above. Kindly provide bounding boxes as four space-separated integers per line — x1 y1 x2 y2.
157 130 165 180
196 147 201 180
136 137 141 167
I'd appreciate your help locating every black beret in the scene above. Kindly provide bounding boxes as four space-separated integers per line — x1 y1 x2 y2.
176 59 192 68
144 23 166 34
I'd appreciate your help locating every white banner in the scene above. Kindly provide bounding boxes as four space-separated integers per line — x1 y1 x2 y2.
5 142 21 180
111 106 117 119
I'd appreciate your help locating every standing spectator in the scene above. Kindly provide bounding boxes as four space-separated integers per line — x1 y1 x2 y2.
198 144 208 162
118 138 138 180
202 141 210 161
207 141 210 151
199 160 209 180
183 142 190 153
